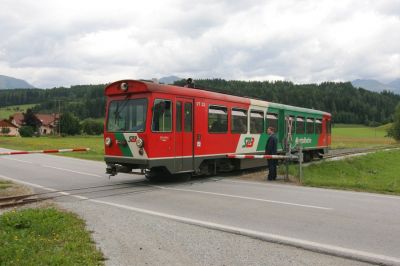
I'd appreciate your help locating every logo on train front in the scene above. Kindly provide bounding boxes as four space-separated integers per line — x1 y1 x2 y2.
242 137 255 148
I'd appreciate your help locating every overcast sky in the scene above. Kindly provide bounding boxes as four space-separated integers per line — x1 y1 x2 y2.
0 0 399 88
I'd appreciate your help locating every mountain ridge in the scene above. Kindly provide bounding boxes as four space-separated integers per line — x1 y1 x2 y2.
0 75 35 89
351 78 400 94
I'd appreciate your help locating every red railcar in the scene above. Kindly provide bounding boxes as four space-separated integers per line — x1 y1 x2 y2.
104 80 331 179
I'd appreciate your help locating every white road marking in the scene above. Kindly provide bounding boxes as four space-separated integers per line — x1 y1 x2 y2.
153 185 332 210
0 174 89 200
1 157 35 164
89 199 400 266
1 155 102 178
220 179 400 200
1 173 399 265
42 165 102 177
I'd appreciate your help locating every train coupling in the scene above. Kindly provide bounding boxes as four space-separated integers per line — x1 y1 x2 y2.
106 163 133 177
106 164 117 177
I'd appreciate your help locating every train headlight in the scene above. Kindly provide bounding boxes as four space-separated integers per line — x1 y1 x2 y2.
105 137 112 147
139 148 144 156
120 82 128 91
136 138 144 148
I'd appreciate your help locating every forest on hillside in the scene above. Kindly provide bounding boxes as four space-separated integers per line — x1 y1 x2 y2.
1 79 399 125
175 79 400 125
0 85 105 120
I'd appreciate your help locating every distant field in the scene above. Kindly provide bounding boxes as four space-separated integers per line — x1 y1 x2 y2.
331 124 396 148
0 136 104 161
0 104 37 119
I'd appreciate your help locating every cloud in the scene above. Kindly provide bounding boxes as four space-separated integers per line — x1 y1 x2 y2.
0 0 399 87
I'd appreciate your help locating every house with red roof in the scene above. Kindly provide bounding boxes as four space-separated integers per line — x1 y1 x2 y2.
9 112 59 135
36 113 59 135
0 119 19 136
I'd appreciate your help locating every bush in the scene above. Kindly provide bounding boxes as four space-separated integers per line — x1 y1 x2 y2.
59 112 81 135
81 119 103 135
19 126 34 137
387 103 400 141
368 121 381 127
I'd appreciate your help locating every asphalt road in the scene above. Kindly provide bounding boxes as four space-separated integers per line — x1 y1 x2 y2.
1 148 399 265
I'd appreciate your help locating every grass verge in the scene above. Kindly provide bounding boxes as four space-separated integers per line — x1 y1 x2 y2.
0 208 104 265
0 180 12 190
0 135 103 161
296 149 400 195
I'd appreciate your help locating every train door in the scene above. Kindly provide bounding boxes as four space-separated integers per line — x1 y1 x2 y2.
323 116 331 146
175 97 194 172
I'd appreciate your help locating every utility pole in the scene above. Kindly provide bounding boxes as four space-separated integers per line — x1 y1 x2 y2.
58 100 61 136
54 100 62 136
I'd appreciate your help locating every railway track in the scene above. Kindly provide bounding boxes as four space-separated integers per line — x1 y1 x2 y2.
0 175 233 210
0 179 158 209
0 194 51 209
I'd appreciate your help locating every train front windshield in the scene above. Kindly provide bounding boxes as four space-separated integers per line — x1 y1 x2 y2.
106 98 147 132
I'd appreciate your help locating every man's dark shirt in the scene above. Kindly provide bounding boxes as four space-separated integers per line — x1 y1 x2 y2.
265 134 277 155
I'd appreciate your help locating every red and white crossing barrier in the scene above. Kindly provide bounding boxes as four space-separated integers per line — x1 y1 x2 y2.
226 154 297 160
0 148 90 156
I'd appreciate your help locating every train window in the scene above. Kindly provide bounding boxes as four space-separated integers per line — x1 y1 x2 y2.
209 105 228 133
231 109 247 134
315 119 322 134
152 99 172 132
107 98 147 132
176 102 182 132
327 120 332 134
184 102 192 132
296 117 305 134
266 113 278 133
289 116 295 134
306 118 314 134
250 110 264 134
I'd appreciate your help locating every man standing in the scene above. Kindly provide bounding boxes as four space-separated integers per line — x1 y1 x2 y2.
265 126 278 180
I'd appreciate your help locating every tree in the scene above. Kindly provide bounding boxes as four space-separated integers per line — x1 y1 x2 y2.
23 109 41 132
81 119 103 135
387 103 400 141
19 126 34 137
59 112 81 135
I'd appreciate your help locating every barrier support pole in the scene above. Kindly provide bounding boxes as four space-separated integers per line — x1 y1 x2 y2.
298 145 303 183
285 155 289 182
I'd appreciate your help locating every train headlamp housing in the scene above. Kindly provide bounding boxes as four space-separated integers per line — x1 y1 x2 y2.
105 137 112 147
136 138 144 148
120 82 128 91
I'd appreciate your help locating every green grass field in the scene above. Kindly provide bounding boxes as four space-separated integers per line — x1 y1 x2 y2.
298 149 400 195
0 104 38 120
331 124 396 148
0 136 104 161
0 208 104 265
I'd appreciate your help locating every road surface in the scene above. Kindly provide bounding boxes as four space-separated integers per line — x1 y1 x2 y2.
1 148 399 265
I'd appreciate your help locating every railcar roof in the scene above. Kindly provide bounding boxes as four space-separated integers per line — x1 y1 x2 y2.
105 80 330 116
266 102 330 116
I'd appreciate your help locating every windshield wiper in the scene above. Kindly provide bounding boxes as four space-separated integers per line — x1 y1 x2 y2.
113 96 130 125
